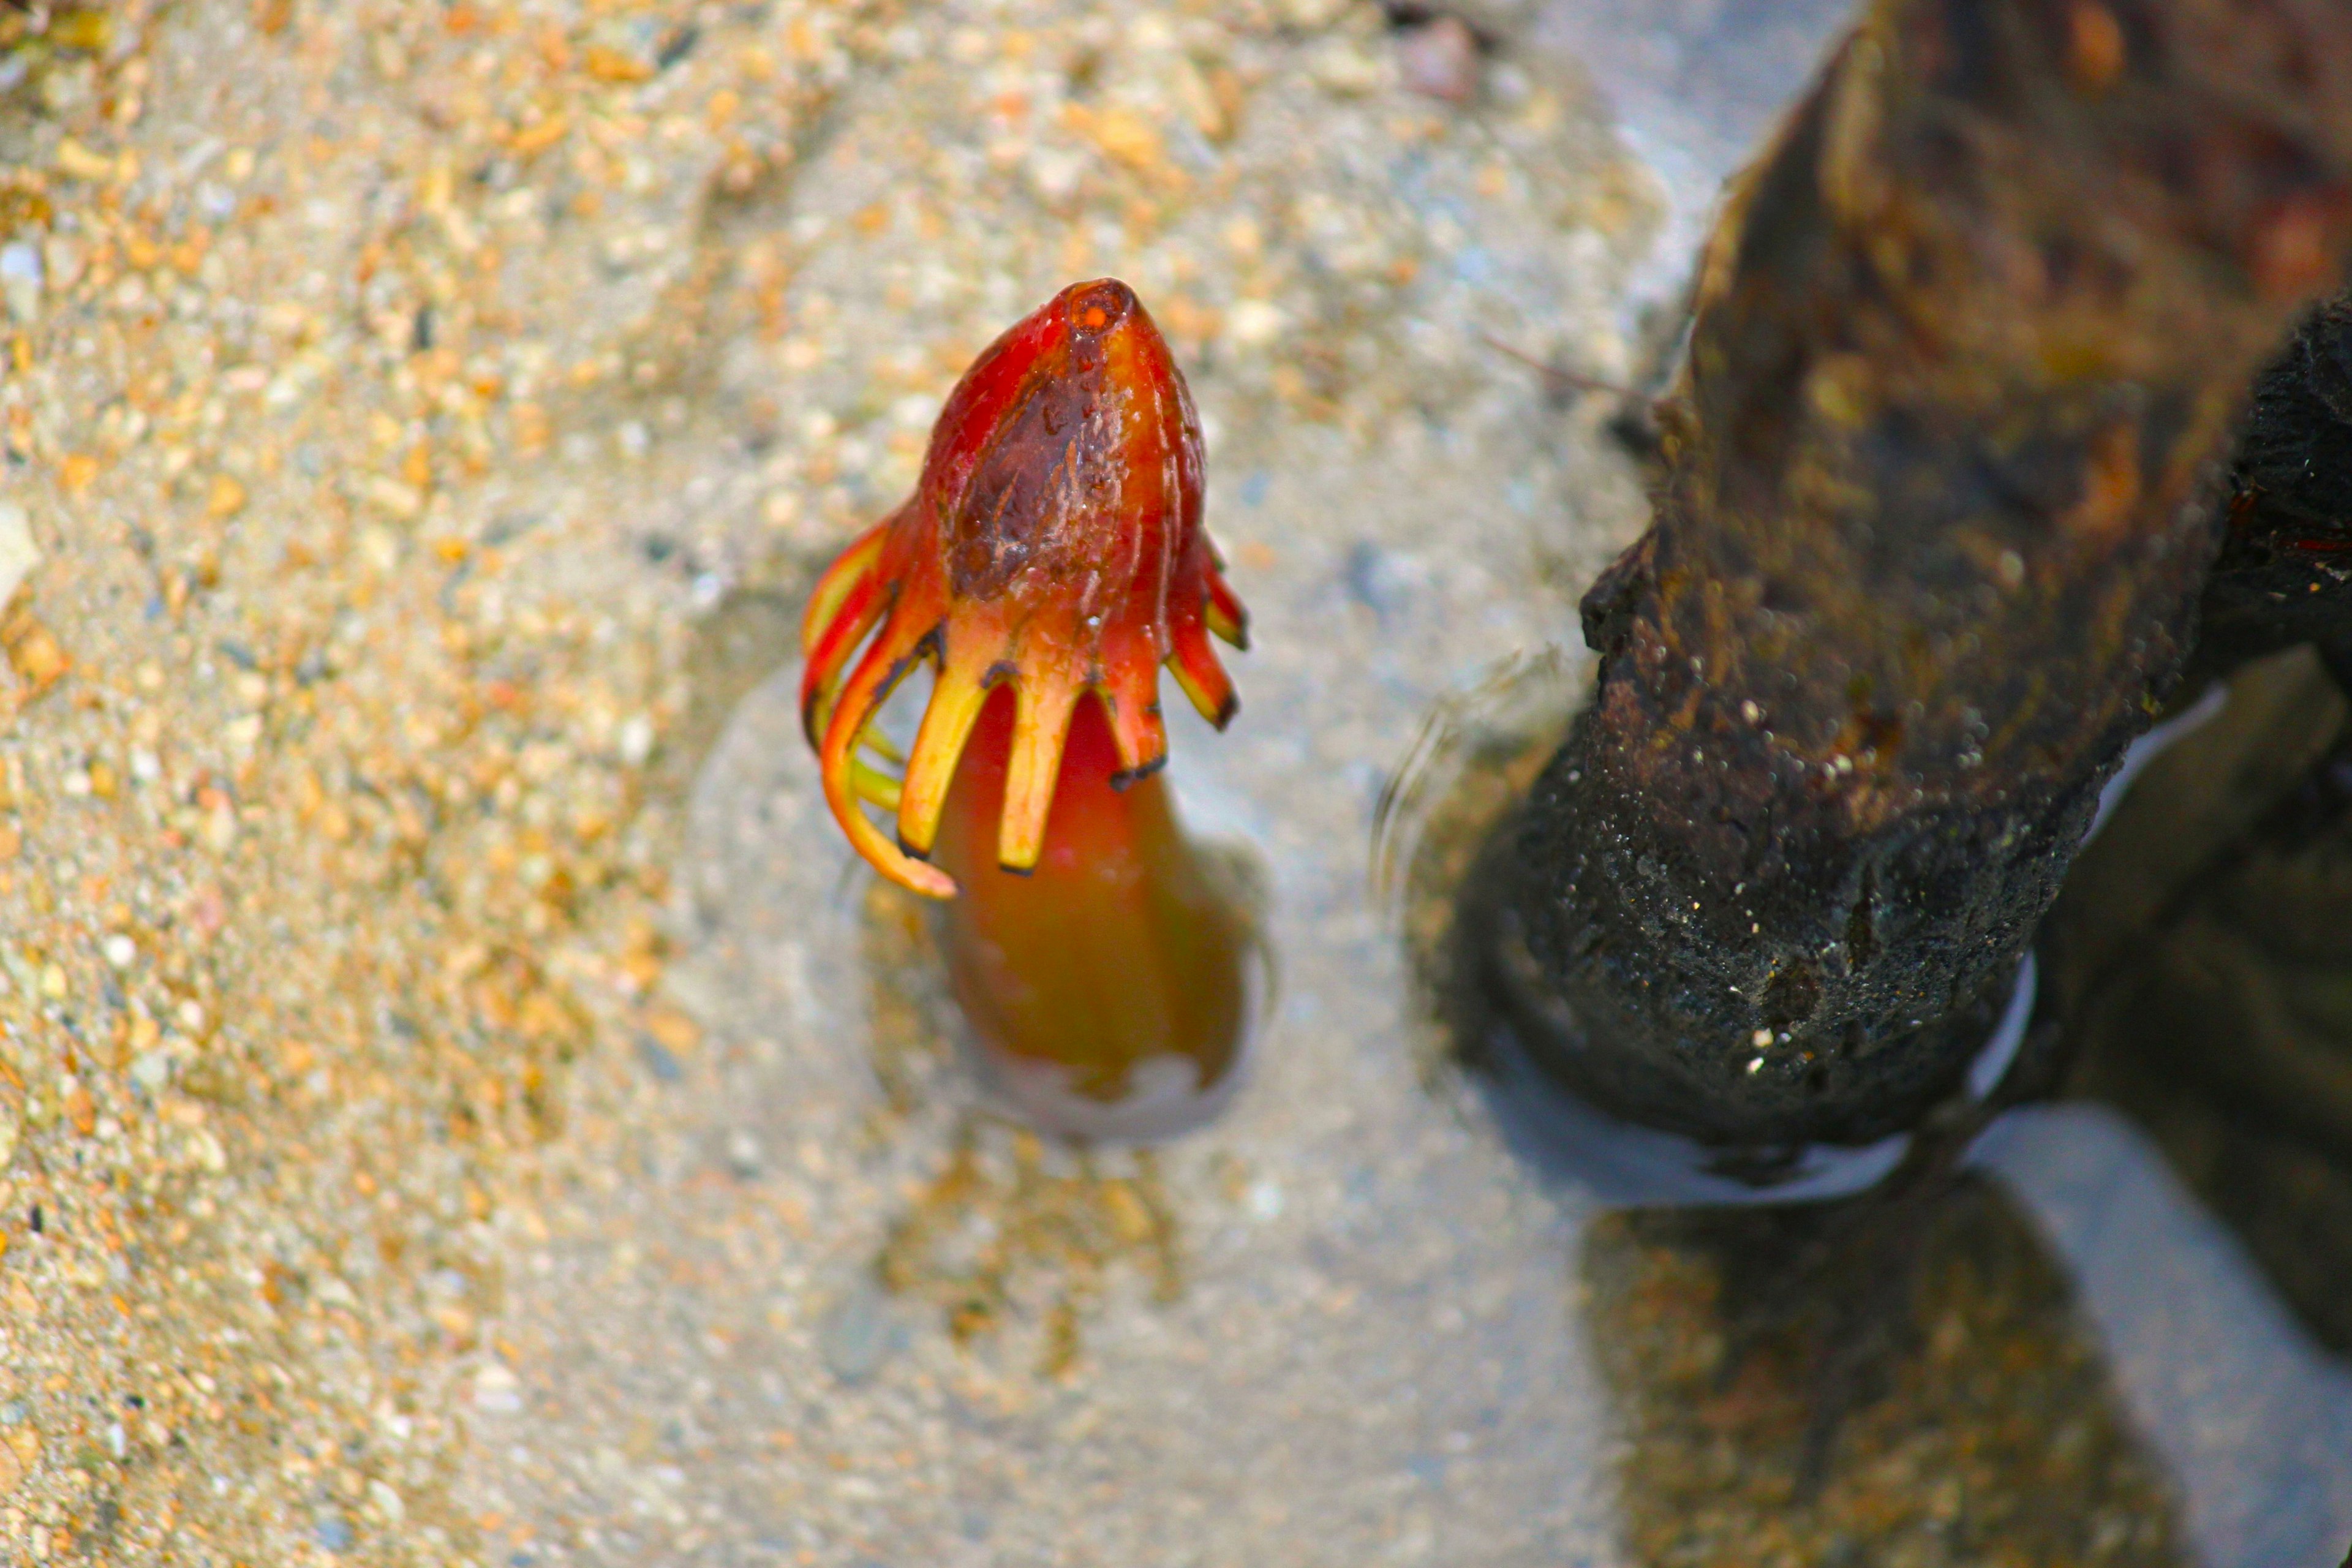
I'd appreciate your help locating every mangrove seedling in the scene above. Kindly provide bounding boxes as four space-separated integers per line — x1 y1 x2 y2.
800 279 1254 1139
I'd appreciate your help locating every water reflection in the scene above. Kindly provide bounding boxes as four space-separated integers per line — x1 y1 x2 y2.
933 688 1265 1145
851 831 1251 1375
1390 648 2352 1563
2017 644 2352 1559
1583 1179 2185 1565
2045 647 2352 1357
875 1119 1186 1380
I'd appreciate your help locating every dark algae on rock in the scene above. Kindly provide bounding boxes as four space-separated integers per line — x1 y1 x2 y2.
1497 0 2352 1153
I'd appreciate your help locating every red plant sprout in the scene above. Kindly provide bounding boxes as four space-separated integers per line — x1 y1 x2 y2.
799 279 1254 1136
800 278 1246 899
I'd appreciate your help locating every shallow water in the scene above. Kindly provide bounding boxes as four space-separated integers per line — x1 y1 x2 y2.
448 6 2352 1567
1529 0 1856 313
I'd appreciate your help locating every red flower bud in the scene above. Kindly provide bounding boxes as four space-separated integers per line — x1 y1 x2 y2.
801 278 1246 898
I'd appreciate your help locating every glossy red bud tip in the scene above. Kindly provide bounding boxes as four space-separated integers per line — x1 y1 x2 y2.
801 279 1248 899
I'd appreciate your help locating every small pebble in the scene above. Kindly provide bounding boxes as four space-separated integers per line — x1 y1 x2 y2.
636 1035 684 1083
1396 15 1482 104
0 501 39 608
314 1512 355 1553
821 1283 907 1385
0 241 42 324
473 1361 524 1415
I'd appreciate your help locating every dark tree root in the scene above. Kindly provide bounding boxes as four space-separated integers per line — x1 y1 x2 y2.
1507 717 2084 1148
1499 0 2352 1155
